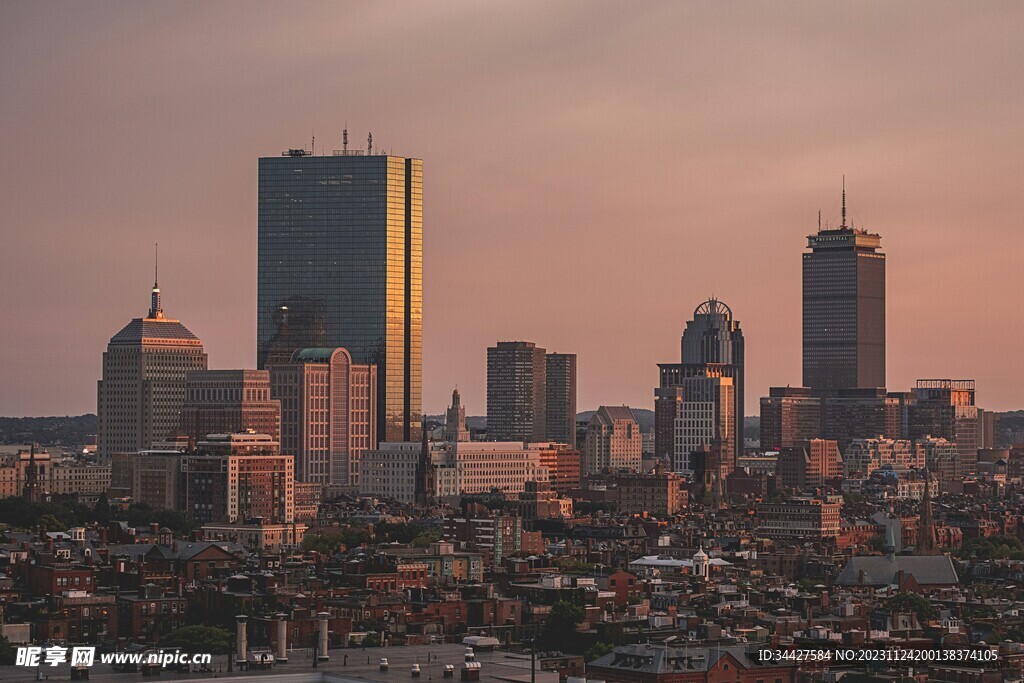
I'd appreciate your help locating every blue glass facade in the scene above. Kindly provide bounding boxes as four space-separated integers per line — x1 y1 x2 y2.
257 152 422 443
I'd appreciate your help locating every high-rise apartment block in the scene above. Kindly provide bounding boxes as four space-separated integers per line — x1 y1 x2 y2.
656 299 744 468
583 406 642 474
538 442 581 493
777 438 843 490
269 347 376 487
180 370 280 443
97 279 207 461
486 342 578 445
545 353 577 447
759 387 821 451
257 146 422 443
487 341 547 442
132 433 294 525
802 191 885 394
908 379 980 475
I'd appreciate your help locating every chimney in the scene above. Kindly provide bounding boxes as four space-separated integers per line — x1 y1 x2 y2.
235 615 248 665
821 591 830 611
276 614 289 663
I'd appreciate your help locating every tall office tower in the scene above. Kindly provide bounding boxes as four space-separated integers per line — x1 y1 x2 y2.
802 186 885 394
487 341 547 442
180 370 281 443
97 276 207 462
269 347 377 487
257 145 422 443
759 387 821 451
909 379 979 476
545 353 577 447
444 388 470 442
582 406 642 474
655 299 744 463
673 374 735 474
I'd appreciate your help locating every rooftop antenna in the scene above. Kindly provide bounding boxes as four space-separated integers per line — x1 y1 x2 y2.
343 127 348 154
311 132 315 156
149 242 163 319
841 175 847 228
367 132 373 155
818 210 821 231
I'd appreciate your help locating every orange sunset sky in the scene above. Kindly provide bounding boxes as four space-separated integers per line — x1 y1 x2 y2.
1 1 1022 417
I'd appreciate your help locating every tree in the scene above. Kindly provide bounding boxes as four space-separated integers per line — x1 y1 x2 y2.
160 625 232 655
0 635 15 666
585 642 614 662
412 528 442 548
887 592 938 623
92 493 111 524
539 601 584 649
38 514 65 533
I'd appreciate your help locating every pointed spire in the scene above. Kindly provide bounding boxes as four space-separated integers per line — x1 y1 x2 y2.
841 176 847 228
149 243 164 319
916 465 939 555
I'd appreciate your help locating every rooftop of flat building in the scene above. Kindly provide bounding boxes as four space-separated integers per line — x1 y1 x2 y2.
0 643 558 683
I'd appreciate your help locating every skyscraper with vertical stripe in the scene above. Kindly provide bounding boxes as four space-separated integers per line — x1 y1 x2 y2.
257 142 422 443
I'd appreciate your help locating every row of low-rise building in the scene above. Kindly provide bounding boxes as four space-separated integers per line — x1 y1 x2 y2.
0 447 111 501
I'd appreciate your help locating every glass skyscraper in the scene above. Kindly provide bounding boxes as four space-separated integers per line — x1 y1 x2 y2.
258 149 422 443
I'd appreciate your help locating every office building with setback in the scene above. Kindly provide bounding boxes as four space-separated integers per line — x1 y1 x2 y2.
97 278 207 462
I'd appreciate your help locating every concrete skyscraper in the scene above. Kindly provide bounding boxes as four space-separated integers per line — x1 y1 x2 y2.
97 273 207 462
655 299 744 465
487 341 547 442
802 185 885 394
257 142 422 443
544 353 577 447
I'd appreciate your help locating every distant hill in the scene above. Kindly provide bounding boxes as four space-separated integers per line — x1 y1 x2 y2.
0 415 97 447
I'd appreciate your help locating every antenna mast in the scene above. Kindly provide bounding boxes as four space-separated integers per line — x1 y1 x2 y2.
367 132 373 155
841 175 847 228
343 127 348 154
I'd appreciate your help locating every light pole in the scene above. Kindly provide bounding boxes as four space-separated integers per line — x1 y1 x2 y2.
527 637 536 683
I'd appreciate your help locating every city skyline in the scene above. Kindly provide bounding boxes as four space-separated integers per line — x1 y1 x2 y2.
3 1 1024 417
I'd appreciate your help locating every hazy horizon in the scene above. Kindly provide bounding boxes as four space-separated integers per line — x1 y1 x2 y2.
2 1 1023 418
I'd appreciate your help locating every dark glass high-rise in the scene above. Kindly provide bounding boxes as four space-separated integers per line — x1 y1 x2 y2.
257 147 422 443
